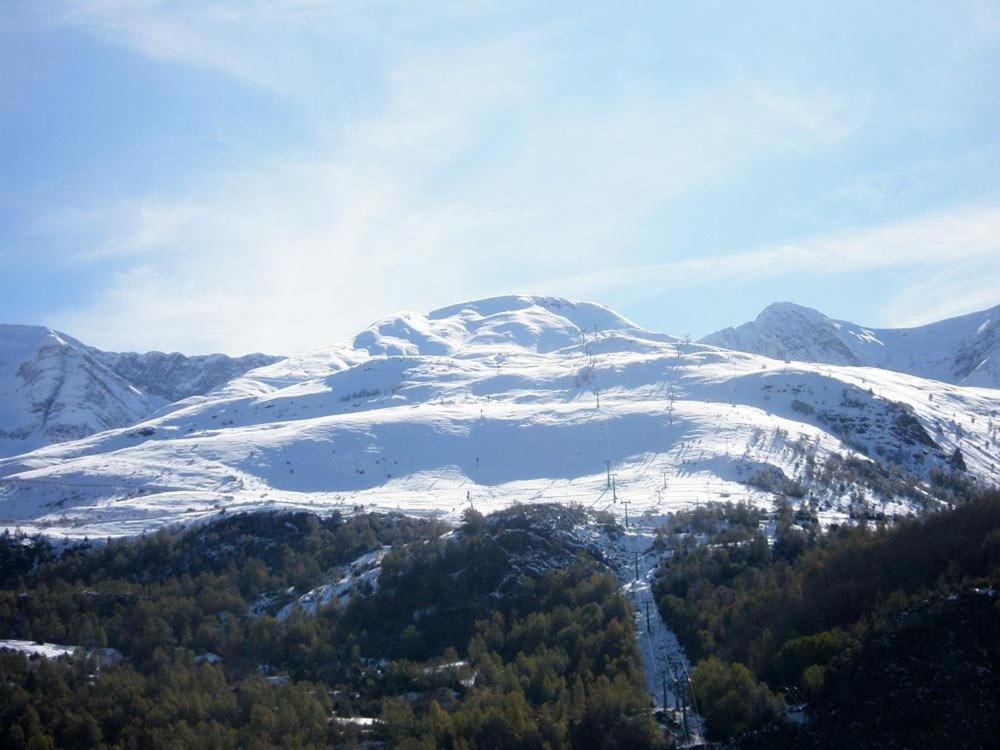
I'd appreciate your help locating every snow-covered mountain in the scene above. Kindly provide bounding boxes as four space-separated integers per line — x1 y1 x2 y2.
701 302 1000 388
1 295 997 539
0 324 280 457
0 325 160 458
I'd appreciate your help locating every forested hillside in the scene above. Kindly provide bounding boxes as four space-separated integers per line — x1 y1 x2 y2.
653 494 1000 746
0 506 660 749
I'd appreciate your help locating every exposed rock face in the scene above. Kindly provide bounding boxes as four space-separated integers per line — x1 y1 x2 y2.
94 350 281 403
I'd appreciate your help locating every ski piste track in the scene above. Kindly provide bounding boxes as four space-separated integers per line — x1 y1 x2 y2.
587 334 704 743
609 522 706 746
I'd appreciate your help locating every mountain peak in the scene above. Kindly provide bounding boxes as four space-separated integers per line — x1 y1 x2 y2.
702 300 1000 387
0 325 281 455
429 295 639 331
0 323 87 360
757 301 827 321
354 295 645 357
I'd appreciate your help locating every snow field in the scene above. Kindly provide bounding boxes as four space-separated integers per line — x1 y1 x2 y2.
1 295 997 538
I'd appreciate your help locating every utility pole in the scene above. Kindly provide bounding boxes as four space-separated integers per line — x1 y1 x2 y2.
681 679 689 741
594 386 600 408
604 459 613 489
634 551 639 581
644 600 651 634
662 673 668 712
612 476 618 503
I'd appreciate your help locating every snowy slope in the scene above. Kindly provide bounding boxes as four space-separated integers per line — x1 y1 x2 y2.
701 301 1000 388
0 324 281 456
1 295 997 539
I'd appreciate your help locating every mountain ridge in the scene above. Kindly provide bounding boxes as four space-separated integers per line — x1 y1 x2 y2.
0 323 281 457
2 295 997 539
700 301 1000 388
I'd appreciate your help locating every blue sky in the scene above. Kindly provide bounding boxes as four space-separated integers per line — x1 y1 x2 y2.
2 1 1000 354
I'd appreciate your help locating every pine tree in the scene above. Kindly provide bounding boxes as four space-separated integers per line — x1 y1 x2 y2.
950 447 967 471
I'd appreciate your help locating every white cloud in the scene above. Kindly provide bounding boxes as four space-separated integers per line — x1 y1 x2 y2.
881 256 1000 327
548 203 1000 300
53 0 284 91
47 83 861 352
32 1 872 354
48 0 514 101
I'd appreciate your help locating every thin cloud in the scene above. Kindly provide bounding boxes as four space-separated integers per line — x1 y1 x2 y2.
881 256 1000 327
46 75 859 354
33 1 866 354
552 203 1000 298
54 0 287 92
48 0 515 99
34 1 991 354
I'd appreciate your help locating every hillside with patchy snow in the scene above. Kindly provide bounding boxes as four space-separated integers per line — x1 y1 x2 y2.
0 324 280 457
701 302 1000 388
1 296 998 538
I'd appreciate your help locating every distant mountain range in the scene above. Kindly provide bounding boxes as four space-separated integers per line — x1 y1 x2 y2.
0 324 279 457
1 295 997 539
701 302 1000 388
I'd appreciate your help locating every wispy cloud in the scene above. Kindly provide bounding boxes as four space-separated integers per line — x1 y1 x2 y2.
49 0 516 101
36 3 866 353
51 0 380 95
551 203 1000 300
881 255 1000 327
27 1 997 353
